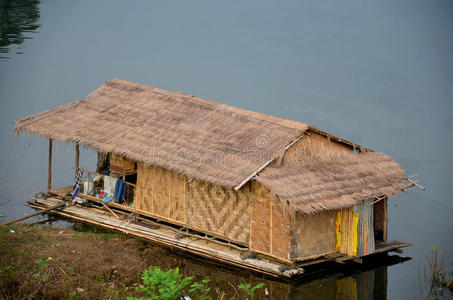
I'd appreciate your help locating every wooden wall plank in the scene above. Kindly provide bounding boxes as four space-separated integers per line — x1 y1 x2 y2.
250 181 271 254
271 196 291 260
293 210 336 258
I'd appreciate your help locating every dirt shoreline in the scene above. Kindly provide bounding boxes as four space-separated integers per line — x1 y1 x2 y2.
0 223 272 299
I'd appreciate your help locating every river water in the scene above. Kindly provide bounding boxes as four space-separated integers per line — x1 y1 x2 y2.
0 0 452 299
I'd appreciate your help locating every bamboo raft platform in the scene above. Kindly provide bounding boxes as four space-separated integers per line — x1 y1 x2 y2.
25 187 412 279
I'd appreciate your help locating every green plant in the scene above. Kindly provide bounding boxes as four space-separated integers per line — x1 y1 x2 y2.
128 266 265 300
33 272 49 282
129 267 193 300
189 279 211 300
35 258 47 268
238 282 265 298
67 266 75 276
33 257 52 283
67 290 77 300
95 274 104 283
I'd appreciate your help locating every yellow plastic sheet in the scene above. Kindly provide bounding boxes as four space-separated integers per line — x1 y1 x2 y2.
353 212 359 257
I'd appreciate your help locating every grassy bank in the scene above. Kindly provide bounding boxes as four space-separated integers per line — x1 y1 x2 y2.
0 223 267 299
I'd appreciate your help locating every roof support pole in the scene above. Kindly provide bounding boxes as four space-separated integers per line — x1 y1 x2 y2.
48 139 53 192
75 143 80 169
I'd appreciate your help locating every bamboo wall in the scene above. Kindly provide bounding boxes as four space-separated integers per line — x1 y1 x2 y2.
250 182 291 261
292 210 336 259
110 153 136 174
186 179 252 244
134 163 187 225
132 156 384 262
134 162 252 245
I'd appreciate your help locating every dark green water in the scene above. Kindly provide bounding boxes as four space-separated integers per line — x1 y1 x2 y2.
1 0 452 298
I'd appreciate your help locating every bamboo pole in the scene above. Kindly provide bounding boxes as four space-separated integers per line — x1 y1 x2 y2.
372 195 387 205
249 182 254 251
406 178 425 190
100 201 119 218
48 139 53 191
3 202 65 225
75 143 80 169
76 168 136 188
234 135 303 191
383 198 388 241
270 195 273 255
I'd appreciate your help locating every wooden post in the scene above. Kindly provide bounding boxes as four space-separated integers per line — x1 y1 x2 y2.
270 197 273 256
48 139 53 192
383 198 388 241
75 143 80 169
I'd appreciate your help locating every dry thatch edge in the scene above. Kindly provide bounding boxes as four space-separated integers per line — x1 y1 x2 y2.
260 172 402 215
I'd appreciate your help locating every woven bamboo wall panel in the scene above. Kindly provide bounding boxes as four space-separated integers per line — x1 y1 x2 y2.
135 163 186 224
153 166 169 217
134 163 148 211
186 180 251 244
110 153 135 172
168 170 186 223
135 163 154 212
271 196 291 260
250 182 271 254
293 210 336 258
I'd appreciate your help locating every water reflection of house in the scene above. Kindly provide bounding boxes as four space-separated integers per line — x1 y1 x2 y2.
291 267 388 300
15 79 414 277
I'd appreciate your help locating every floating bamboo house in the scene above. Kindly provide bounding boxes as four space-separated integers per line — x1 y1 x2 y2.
14 79 415 277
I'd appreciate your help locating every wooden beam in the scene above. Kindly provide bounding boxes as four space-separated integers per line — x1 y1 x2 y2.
374 240 412 254
75 143 80 169
48 139 53 191
335 255 362 264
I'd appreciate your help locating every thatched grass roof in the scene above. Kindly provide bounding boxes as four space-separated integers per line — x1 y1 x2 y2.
15 79 406 214
257 132 405 214
14 78 307 188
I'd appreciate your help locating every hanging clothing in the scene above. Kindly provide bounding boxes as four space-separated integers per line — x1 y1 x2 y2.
114 179 126 204
83 179 95 196
96 187 105 199
72 168 83 200
103 194 113 203
103 175 118 198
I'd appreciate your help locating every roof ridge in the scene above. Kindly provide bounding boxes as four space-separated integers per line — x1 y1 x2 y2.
108 78 308 132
